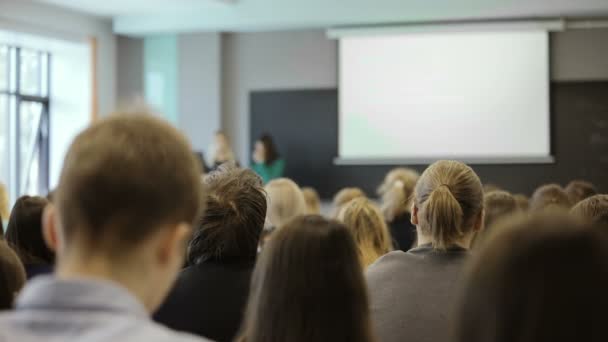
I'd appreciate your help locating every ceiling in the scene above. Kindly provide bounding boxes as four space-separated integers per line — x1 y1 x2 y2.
35 0 608 35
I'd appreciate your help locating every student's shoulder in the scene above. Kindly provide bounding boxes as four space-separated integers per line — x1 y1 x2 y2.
365 250 418 278
146 321 213 342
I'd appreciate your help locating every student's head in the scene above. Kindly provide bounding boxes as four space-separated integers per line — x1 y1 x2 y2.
529 184 571 212
48 113 204 312
513 193 529 211
482 183 502 194
0 240 26 310
565 180 597 205
5 196 54 265
215 131 229 147
571 194 608 226
412 160 484 250
301 187 321 215
0 182 8 224
338 197 393 267
332 187 366 218
255 134 279 164
187 165 266 265
483 191 518 230
453 213 608 342
379 168 419 222
239 215 373 342
264 178 307 229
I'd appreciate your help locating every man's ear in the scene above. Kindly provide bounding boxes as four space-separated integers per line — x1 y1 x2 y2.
157 223 192 265
42 204 59 252
411 204 419 225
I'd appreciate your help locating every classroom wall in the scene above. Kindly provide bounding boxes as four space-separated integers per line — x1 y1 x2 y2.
116 35 144 107
0 0 117 116
552 28 608 81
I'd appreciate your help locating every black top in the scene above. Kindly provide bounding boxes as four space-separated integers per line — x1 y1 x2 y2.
154 259 255 342
388 212 417 252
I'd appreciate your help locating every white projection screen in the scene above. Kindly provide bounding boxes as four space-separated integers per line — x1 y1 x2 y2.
337 30 551 164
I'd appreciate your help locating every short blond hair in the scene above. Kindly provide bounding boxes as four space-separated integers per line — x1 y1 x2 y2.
529 184 571 212
332 187 366 218
339 197 393 267
571 194 608 226
264 178 307 229
302 187 321 215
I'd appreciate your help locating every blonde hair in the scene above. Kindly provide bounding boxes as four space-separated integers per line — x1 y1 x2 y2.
378 168 419 222
513 194 529 211
0 183 8 221
529 184 572 212
332 187 366 218
265 178 307 229
571 194 608 226
414 160 484 250
302 187 321 215
338 197 392 267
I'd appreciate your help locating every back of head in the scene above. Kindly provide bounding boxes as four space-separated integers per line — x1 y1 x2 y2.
565 180 598 205
5 196 54 265
529 184 571 212
571 194 608 226
239 215 373 342
379 168 419 222
332 187 366 218
338 197 393 267
264 178 307 229
414 160 484 250
187 165 266 265
301 187 321 215
259 134 279 165
483 191 518 230
513 194 529 211
454 213 608 342
55 112 203 259
0 240 26 310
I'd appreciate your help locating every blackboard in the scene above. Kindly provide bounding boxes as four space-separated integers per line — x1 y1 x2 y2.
250 83 608 199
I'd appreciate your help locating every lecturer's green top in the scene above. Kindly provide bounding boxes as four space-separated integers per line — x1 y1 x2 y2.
251 159 285 184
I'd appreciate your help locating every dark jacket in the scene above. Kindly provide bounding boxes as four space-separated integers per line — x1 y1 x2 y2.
366 244 469 342
388 212 417 251
154 259 255 342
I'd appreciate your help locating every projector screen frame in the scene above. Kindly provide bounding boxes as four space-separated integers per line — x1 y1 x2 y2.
333 27 555 166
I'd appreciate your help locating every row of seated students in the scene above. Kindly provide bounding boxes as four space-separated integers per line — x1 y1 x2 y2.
0 110 607 342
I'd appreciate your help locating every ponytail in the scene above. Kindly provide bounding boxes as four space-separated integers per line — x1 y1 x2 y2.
423 185 464 250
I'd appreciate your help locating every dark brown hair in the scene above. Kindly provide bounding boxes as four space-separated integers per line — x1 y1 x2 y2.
0 240 26 310
5 196 54 265
187 164 266 264
238 215 374 342
258 134 279 165
565 180 597 205
55 113 204 255
414 160 484 250
529 184 571 212
454 213 608 342
571 194 608 226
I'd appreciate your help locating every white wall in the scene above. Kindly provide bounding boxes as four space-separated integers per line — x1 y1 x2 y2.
551 28 608 81
0 0 116 116
222 30 338 165
178 32 221 152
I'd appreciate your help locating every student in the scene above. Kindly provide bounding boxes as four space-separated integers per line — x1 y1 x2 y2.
453 213 608 342
571 194 608 226
366 160 484 342
513 193 529 211
565 179 597 205
0 240 25 310
208 131 237 170
338 197 393 267
155 165 266 342
331 187 366 218
5 196 55 279
529 184 572 212
237 215 375 342
0 113 209 341
471 191 519 248
378 168 419 251
302 187 321 215
251 134 284 183
264 178 307 230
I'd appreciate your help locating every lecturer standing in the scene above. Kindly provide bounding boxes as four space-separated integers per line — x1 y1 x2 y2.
251 134 285 184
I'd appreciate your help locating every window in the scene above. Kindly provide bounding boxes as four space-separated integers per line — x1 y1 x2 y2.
0 44 50 202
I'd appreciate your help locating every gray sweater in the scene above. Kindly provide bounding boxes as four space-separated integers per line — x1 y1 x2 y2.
366 244 469 342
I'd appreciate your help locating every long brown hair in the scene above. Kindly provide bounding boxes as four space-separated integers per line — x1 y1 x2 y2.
0 240 25 309
238 215 375 342
414 160 483 250
339 198 393 267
